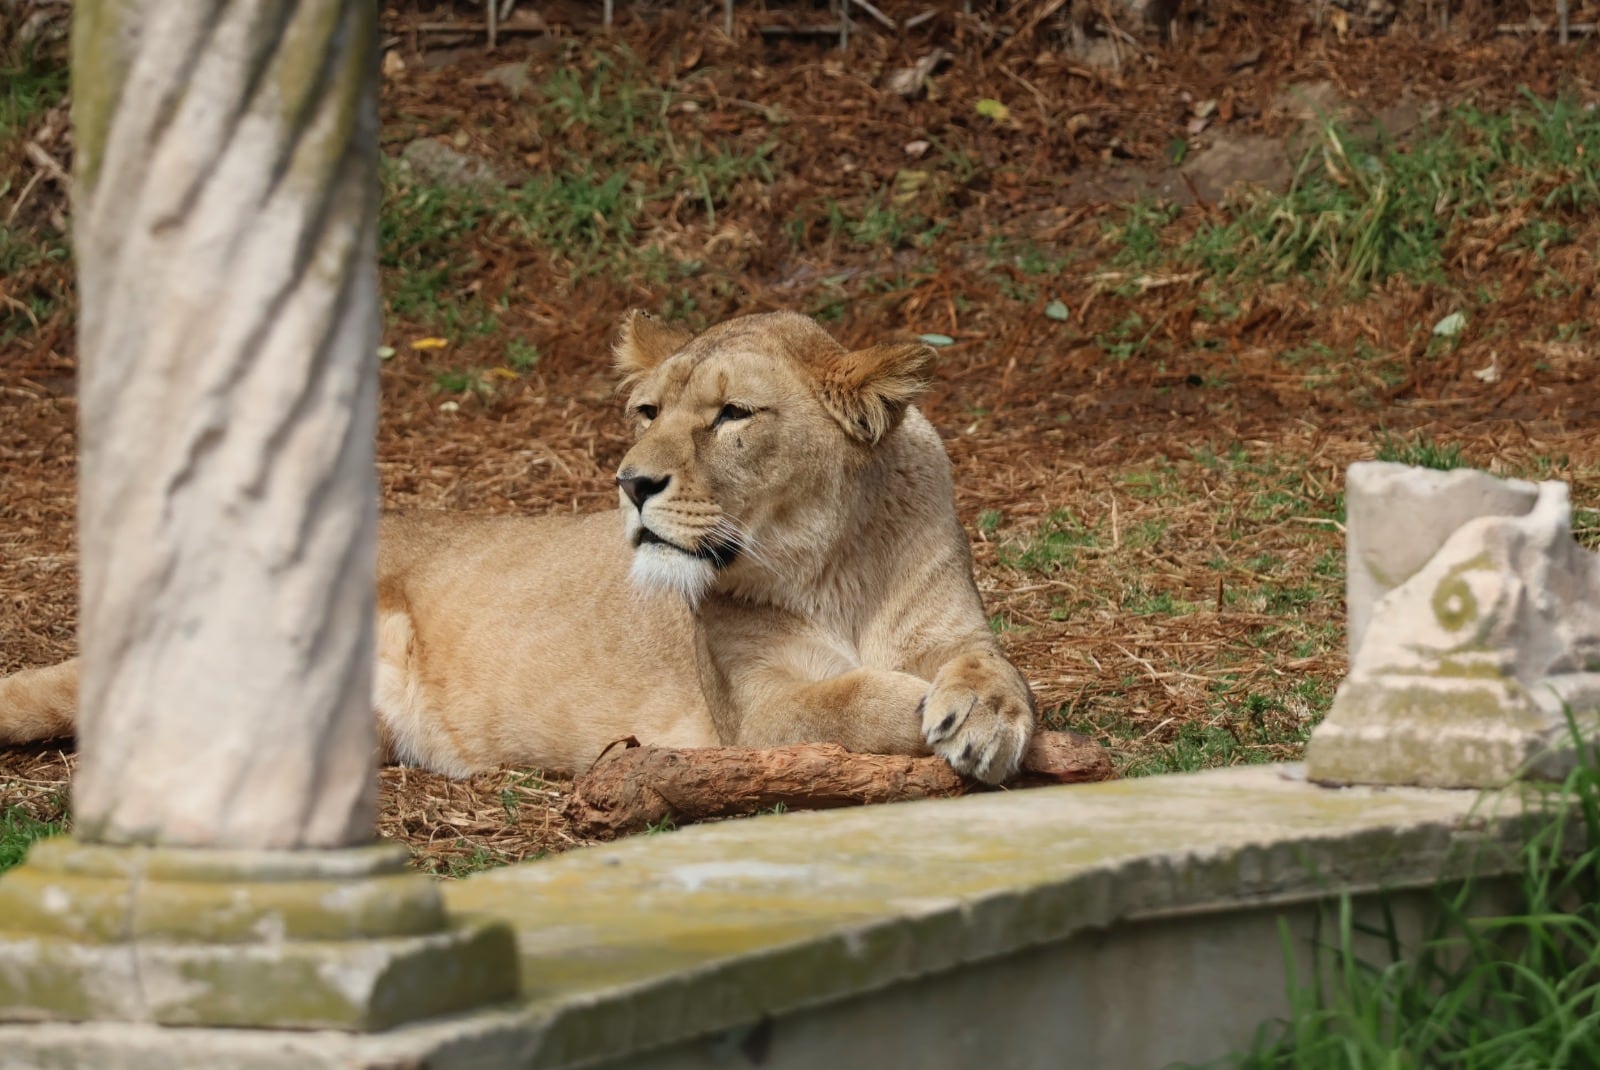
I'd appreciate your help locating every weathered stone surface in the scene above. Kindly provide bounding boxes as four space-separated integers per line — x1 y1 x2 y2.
69 0 382 849
400 138 512 191
1310 472 1600 787
0 840 519 1030
0 766 1535 1068
0 841 443 944
1180 134 1293 202
481 59 534 98
1345 461 1539 661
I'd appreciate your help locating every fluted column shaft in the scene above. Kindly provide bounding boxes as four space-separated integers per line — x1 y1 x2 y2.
71 0 381 848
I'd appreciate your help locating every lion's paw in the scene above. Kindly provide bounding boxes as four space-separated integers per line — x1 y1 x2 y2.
919 653 1036 785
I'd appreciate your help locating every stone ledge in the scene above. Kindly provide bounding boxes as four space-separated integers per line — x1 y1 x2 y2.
0 765 1535 1068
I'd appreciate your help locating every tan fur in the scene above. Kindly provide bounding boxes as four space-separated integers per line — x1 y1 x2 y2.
0 311 1036 783
0 660 76 744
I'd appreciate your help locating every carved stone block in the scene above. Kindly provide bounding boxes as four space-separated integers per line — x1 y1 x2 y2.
1309 467 1600 788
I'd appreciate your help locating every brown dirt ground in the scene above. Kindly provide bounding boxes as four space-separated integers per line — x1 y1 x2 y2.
4 1 1600 874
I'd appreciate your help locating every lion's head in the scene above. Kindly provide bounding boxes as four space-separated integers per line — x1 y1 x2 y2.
611 310 936 605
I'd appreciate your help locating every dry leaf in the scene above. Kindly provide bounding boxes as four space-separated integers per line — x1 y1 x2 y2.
975 98 1011 122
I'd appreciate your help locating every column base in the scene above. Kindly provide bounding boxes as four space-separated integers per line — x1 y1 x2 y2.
0 838 518 1031
1306 674 1600 789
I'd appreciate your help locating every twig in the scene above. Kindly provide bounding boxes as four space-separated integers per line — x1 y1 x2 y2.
22 143 68 185
417 21 547 35
999 0 1069 55
1085 270 1203 291
1286 516 1347 534
1496 20 1592 37
758 23 847 37
847 0 897 31
5 168 45 227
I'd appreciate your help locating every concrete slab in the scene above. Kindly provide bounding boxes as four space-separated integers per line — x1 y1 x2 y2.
0 764 1530 1069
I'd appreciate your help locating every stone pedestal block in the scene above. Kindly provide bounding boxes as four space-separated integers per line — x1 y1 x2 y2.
1309 471 1600 788
0 839 518 1031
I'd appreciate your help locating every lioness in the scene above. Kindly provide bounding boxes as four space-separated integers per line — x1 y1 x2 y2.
0 311 1036 783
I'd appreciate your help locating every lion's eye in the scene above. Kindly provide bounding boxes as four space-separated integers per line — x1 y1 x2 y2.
635 403 659 422
714 403 753 428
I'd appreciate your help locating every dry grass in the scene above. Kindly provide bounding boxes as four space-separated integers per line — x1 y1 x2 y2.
377 765 593 875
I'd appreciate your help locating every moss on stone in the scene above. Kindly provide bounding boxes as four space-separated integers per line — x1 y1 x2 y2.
1430 553 1493 632
68 0 126 192
0 840 518 1030
0 919 517 1031
274 1 376 199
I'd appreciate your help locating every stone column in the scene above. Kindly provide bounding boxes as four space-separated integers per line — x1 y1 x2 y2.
70 0 379 851
0 0 516 1033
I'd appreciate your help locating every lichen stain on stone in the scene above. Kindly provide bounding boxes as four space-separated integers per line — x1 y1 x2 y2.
272 0 376 200
69 0 127 192
1430 553 1494 632
1423 656 1513 680
661 861 834 893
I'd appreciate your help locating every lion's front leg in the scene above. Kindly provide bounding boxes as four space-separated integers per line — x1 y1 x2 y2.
920 650 1036 785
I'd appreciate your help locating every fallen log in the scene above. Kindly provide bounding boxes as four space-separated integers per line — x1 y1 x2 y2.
563 730 1115 838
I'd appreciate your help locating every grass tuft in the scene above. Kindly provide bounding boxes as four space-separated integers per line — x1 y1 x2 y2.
0 49 65 141
0 805 65 873
1195 711 1600 1068
1117 94 1600 293
998 509 1099 573
1375 432 1468 471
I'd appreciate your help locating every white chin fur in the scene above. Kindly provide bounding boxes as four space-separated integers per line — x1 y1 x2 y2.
630 543 716 607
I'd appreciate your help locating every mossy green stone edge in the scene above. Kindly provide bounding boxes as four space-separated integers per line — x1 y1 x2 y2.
0 839 519 1030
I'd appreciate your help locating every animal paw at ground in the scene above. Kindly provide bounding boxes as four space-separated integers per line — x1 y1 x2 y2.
919 653 1036 785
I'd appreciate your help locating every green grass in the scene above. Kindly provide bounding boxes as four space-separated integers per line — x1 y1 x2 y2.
1576 508 1600 552
0 223 68 343
1195 716 1600 1069
1096 312 1159 361
432 367 495 397
416 842 519 879
1375 432 1468 471
379 163 500 336
1103 200 1181 268
803 193 945 254
1110 93 1600 293
0 50 70 344
0 50 65 141
998 509 1100 572
1093 693 1322 778
380 47 773 337
0 806 65 873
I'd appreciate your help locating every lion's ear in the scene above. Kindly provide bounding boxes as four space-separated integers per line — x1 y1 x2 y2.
614 310 692 377
815 341 936 445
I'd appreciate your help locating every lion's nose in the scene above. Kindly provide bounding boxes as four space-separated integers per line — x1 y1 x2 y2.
617 471 670 510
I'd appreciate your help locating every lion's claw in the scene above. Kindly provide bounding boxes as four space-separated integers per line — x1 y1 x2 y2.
919 654 1035 785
